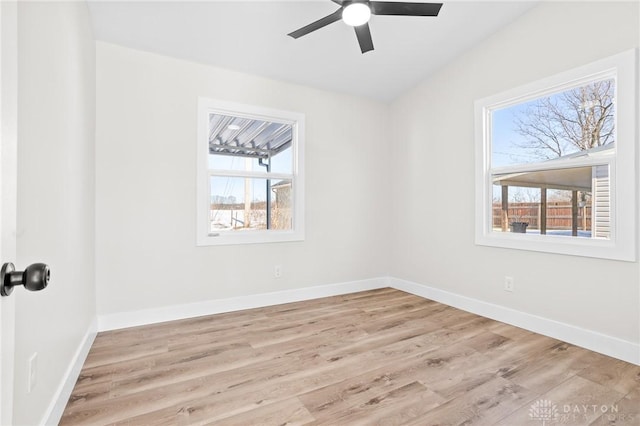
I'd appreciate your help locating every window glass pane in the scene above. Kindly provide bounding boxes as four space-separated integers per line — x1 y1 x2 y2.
209 177 292 232
491 78 615 168
491 165 609 239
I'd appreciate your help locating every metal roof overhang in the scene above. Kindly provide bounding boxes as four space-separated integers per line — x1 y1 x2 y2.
208 113 292 160
493 166 594 192
492 144 614 192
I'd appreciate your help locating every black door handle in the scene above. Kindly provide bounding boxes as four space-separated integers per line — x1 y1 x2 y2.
0 262 50 296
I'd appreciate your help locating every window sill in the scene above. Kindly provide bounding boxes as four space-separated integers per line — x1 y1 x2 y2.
197 230 305 246
475 231 634 262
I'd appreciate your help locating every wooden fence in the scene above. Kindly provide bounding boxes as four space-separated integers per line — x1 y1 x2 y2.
492 202 592 230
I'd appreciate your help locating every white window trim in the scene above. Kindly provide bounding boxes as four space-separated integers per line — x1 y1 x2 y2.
197 97 305 246
475 49 637 261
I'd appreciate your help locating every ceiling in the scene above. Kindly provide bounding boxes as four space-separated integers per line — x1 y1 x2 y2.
87 1 537 102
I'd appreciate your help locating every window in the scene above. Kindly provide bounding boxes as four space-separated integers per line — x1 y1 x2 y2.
197 98 304 245
475 50 637 261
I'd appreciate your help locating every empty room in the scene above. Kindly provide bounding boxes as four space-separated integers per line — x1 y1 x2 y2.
0 0 639 425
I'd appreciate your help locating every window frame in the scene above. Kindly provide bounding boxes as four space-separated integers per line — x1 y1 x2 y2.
197 97 305 246
474 49 637 261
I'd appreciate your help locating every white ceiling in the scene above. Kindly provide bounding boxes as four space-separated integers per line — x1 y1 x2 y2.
87 1 537 102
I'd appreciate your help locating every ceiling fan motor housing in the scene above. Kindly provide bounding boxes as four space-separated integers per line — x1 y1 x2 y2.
287 1 443 54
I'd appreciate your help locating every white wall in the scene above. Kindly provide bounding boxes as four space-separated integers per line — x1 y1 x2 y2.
95 43 390 316
16 2 96 425
390 2 639 345
1 2 19 424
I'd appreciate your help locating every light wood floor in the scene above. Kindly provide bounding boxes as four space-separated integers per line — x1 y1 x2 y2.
60 288 640 425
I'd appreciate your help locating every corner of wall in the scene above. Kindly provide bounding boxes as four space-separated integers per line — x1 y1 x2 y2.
389 277 640 366
41 317 98 426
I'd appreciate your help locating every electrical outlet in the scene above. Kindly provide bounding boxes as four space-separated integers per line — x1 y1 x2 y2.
274 265 282 279
28 353 37 393
504 276 515 292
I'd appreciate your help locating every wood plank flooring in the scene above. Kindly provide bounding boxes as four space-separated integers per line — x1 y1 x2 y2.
60 288 640 425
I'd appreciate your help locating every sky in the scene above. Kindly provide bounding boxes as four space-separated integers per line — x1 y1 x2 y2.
490 96 567 168
491 101 535 168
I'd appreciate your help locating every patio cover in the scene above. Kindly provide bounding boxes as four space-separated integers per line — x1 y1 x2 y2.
492 144 613 192
208 113 292 160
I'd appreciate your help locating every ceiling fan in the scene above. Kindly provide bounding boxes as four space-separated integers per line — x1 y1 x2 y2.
288 1 443 54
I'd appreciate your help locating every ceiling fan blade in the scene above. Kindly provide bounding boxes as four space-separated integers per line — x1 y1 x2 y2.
370 2 443 16
354 23 374 54
288 9 343 39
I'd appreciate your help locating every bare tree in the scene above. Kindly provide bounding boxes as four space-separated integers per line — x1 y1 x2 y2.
509 186 540 203
515 79 615 160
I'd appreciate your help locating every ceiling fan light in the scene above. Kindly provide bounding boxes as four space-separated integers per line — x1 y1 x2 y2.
342 3 371 27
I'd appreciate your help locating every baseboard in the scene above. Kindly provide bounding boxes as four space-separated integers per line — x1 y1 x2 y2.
389 277 640 366
42 317 98 426
97 277 390 332
95 275 638 365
